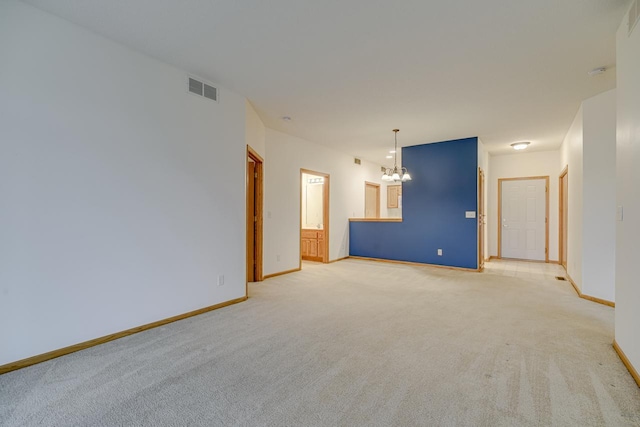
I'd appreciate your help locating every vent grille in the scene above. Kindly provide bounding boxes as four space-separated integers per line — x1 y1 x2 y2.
354 158 361 165
188 77 218 102
188 78 203 95
630 0 639 36
203 84 217 101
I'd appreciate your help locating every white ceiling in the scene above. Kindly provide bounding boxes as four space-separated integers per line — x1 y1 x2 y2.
24 0 627 165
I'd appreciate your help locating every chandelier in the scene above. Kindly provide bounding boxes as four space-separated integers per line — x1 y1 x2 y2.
382 129 411 182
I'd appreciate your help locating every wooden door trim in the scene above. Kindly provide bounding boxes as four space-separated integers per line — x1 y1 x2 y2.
559 166 568 269
478 168 485 271
247 146 264 292
364 181 380 218
497 176 549 262
246 161 256 283
300 169 330 264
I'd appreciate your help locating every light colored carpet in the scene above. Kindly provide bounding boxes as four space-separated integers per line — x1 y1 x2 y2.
1 259 639 426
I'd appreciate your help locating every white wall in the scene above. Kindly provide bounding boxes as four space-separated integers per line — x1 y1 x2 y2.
264 129 390 275
558 89 617 302
582 89 616 302
0 1 247 365
488 150 560 261
615 8 640 379
560 108 584 289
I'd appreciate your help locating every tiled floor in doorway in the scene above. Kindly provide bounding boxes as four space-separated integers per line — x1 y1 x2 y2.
484 258 566 281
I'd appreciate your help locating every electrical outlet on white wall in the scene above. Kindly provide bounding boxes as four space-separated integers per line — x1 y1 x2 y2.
217 275 224 286
276 254 281 262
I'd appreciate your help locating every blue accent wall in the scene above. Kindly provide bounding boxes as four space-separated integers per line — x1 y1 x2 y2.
350 137 478 269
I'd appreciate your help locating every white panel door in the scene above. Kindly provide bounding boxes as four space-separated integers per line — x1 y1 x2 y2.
501 179 546 260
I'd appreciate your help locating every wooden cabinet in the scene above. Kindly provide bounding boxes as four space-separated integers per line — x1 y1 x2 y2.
387 185 402 208
301 229 325 262
317 235 325 259
301 238 310 258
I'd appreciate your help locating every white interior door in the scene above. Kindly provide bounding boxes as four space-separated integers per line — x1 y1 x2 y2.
501 179 546 260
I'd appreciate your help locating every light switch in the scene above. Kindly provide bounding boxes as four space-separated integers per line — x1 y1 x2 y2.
617 206 624 221
465 211 476 219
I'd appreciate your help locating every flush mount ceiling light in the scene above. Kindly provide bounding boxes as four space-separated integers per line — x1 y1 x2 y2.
382 129 411 182
511 141 531 150
587 67 607 76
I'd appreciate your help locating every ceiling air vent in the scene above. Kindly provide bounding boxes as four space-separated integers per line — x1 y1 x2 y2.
354 158 361 165
630 0 639 36
188 76 218 102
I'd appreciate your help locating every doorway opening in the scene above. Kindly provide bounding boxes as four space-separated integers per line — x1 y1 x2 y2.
246 146 264 293
364 182 380 218
498 176 549 262
559 167 568 270
300 169 330 264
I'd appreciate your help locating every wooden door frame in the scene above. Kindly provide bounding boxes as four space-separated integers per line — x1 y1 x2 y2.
478 168 485 271
364 181 380 218
497 176 549 262
300 169 330 266
247 146 264 293
559 166 568 269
